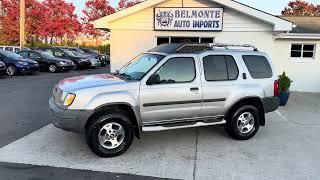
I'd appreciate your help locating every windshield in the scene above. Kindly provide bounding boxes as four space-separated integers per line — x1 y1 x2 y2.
40 52 55 58
63 50 78 57
118 53 165 80
0 50 22 59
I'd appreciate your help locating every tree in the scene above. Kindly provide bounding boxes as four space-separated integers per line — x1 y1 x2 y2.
282 0 320 16
117 0 142 11
82 0 115 37
42 0 82 44
0 0 20 44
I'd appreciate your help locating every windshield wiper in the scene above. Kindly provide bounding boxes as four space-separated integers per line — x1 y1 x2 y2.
120 73 132 80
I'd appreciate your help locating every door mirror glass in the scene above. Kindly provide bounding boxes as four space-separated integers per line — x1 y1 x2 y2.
146 74 160 85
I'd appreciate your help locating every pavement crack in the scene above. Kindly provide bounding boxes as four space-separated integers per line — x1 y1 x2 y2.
192 128 199 180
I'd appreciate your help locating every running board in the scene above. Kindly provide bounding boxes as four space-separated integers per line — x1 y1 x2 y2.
142 120 226 132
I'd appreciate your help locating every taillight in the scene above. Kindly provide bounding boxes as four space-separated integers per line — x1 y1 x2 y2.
274 80 279 97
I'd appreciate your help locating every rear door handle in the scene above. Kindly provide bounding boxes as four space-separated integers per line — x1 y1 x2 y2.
190 87 199 91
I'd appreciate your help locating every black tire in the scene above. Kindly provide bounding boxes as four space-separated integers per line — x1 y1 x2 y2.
6 65 16 76
48 64 58 73
225 105 260 140
86 112 134 157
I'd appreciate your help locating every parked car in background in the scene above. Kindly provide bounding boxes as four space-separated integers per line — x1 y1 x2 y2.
71 51 101 68
64 47 107 66
79 47 109 66
0 46 30 53
18 50 76 73
37 47 91 69
0 60 6 76
0 50 39 76
49 43 280 157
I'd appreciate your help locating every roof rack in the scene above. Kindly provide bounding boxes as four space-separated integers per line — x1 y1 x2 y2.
208 43 258 51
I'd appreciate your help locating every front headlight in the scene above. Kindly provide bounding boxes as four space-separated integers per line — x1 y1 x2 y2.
17 61 28 66
54 88 76 106
59 61 66 66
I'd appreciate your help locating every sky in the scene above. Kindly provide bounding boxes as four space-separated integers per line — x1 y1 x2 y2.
67 0 320 18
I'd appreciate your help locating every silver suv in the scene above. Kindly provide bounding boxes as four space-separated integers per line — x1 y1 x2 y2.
49 43 280 157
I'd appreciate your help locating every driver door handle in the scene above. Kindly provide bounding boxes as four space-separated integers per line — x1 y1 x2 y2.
190 87 199 91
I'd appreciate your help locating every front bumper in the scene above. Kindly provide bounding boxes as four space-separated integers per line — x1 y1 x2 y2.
17 65 40 74
58 64 76 71
0 66 6 74
91 61 101 67
79 61 92 68
262 96 280 113
49 98 92 133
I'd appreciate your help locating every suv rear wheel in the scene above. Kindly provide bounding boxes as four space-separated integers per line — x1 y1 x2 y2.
86 112 134 157
225 105 260 140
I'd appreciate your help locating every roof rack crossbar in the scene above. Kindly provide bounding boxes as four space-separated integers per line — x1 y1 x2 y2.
208 43 258 51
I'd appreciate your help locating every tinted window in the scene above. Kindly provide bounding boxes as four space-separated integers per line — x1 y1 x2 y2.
243 55 272 79
19 51 29 58
30 52 41 58
5 47 13 52
155 57 195 84
225 56 239 80
14 48 20 53
203 55 228 81
203 55 239 81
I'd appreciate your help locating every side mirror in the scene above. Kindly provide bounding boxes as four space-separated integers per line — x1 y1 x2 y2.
146 74 160 85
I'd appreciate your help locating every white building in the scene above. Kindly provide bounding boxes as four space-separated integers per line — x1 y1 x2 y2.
94 0 320 92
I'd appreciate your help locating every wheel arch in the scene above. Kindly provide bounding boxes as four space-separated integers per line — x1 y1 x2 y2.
85 102 141 138
224 96 265 126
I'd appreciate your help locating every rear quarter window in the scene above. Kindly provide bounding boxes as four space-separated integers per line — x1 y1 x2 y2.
242 55 272 79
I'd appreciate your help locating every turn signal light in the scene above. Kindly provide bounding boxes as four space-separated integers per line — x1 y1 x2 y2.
64 94 76 106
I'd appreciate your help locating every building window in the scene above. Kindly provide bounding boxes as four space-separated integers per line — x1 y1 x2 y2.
157 37 214 45
291 44 315 58
157 37 170 45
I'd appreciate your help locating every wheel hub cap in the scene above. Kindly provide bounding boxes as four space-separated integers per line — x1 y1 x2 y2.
237 112 255 134
98 122 125 149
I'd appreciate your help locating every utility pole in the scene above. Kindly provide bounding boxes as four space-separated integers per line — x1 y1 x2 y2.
20 0 25 49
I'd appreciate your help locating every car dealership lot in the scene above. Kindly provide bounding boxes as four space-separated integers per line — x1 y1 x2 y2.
0 69 320 180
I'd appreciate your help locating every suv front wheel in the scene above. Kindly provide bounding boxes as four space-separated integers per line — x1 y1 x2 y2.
225 105 260 140
86 112 134 157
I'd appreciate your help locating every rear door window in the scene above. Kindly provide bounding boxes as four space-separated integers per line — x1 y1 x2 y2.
242 55 272 79
203 55 239 81
5 47 13 52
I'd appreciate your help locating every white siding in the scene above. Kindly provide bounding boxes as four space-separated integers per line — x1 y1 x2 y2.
109 0 272 32
273 39 320 92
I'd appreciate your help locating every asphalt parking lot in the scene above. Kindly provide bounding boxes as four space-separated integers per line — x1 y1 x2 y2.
0 68 320 180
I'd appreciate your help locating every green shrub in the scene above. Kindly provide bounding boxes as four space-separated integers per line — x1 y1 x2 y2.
278 71 292 92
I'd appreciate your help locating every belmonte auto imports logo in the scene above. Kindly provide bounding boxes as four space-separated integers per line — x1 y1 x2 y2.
156 10 174 27
154 8 223 31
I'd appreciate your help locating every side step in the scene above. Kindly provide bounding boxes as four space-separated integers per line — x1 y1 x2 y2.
142 120 226 132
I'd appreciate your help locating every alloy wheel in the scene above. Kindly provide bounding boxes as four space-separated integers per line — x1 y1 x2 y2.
6 66 15 76
49 65 57 73
98 122 125 149
237 112 255 134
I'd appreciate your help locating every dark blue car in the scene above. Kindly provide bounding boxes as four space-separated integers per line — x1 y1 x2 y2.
0 50 40 76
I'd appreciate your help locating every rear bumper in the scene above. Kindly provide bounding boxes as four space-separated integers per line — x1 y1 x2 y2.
262 97 280 113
